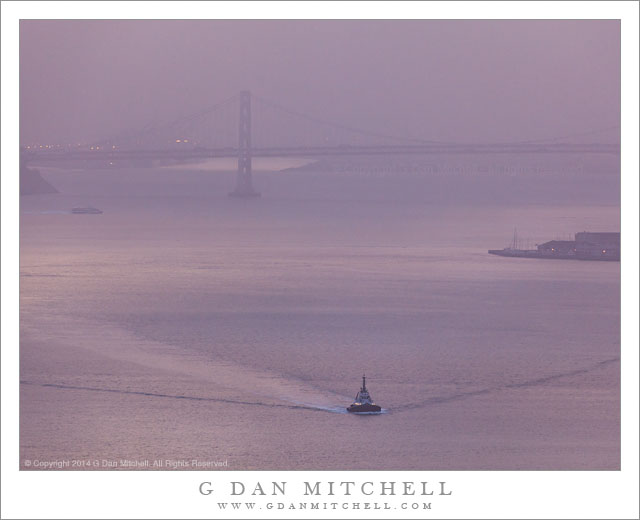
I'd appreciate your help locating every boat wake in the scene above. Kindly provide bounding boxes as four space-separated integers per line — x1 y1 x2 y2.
22 315 616 417
21 210 69 215
19 381 343 414
393 357 620 413
20 379 387 416
22 313 353 414
284 402 349 414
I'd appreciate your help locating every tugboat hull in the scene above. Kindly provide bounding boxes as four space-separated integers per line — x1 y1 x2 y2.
347 403 381 413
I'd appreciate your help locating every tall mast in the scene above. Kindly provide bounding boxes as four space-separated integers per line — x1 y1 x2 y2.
362 374 366 391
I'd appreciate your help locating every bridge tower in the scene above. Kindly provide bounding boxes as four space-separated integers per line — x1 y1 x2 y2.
229 90 260 197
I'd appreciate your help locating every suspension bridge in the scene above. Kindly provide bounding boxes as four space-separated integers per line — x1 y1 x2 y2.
21 91 620 197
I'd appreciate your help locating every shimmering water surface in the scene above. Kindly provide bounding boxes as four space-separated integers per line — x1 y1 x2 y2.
20 163 620 470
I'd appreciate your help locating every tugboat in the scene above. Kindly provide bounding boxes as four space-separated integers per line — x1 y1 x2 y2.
347 375 382 413
72 206 103 214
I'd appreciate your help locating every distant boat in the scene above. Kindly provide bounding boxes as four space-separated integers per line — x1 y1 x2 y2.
347 375 382 414
71 206 103 214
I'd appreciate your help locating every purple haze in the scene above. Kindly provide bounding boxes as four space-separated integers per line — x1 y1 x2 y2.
20 20 620 471
20 20 620 145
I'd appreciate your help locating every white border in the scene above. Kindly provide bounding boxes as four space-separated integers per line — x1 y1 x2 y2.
2 2 638 519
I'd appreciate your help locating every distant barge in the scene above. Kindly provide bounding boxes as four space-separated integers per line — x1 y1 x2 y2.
72 206 103 214
489 231 619 261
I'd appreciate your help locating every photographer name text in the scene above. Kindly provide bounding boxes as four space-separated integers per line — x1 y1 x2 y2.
199 480 452 497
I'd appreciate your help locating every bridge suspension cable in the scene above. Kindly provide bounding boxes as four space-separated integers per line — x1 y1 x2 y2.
86 93 240 150
163 93 239 131
253 95 446 146
253 95 619 149
26 90 619 156
501 125 620 145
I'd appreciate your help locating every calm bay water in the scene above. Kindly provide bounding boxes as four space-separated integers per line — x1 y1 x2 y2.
20 161 620 470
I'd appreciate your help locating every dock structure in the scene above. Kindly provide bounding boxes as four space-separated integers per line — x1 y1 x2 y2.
489 232 619 261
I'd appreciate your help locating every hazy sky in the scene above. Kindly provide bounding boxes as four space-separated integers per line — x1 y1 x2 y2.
20 20 620 145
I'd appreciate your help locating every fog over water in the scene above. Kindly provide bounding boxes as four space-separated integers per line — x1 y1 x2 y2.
19 20 620 470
